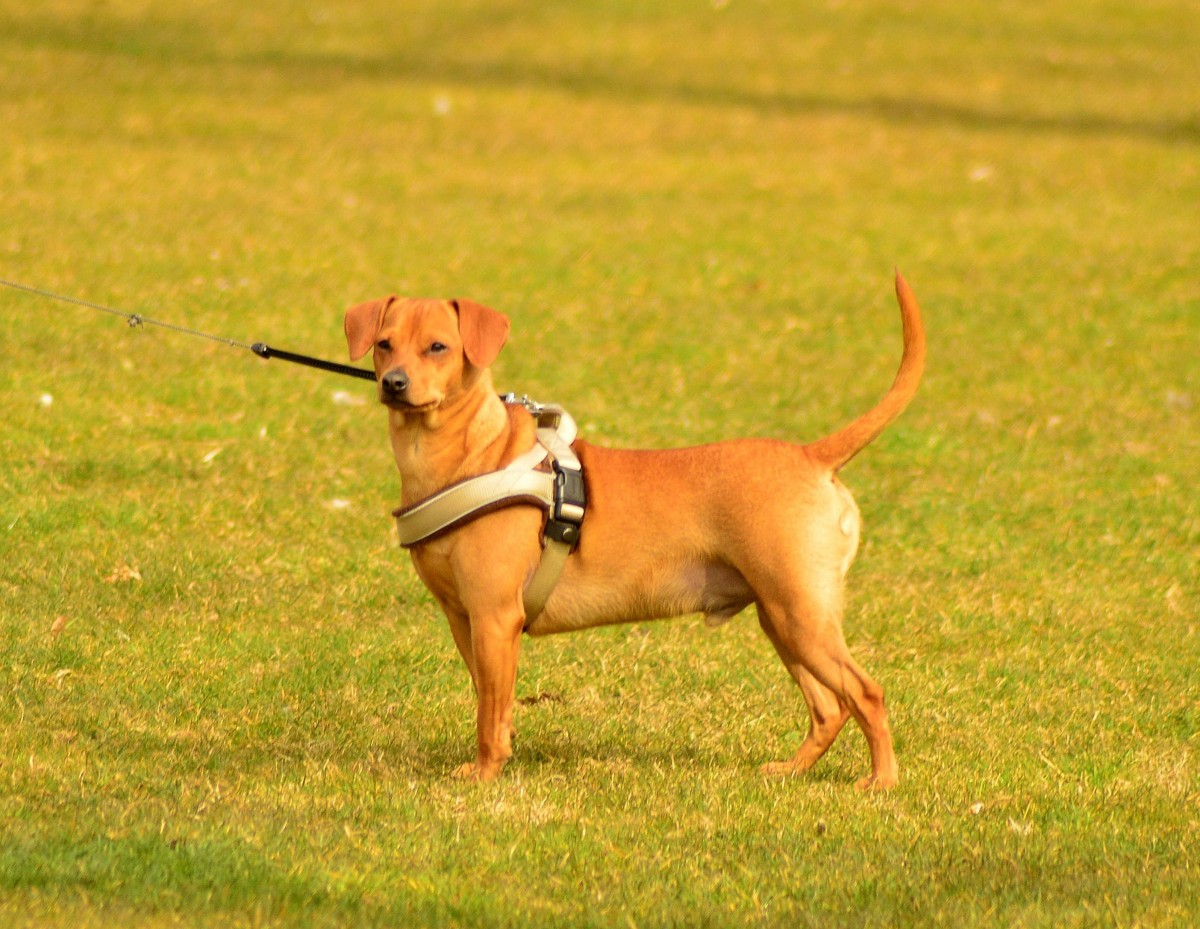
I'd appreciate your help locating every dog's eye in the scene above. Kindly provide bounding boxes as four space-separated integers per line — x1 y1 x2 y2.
376 338 392 352
428 341 448 355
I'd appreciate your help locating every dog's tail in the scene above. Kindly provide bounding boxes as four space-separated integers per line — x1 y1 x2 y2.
804 271 926 472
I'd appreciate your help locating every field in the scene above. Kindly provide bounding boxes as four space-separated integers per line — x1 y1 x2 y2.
1 1 1197 926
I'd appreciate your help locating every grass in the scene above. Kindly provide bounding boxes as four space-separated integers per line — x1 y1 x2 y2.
1 0 1197 926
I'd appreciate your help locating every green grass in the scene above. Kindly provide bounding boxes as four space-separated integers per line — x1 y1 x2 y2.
1 1 1197 926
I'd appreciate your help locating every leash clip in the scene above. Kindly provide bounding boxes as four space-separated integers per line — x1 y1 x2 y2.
500 392 543 415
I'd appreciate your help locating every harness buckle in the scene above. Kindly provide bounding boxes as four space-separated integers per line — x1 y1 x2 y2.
546 459 586 549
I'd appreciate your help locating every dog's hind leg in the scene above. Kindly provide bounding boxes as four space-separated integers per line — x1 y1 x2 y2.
755 591 898 790
758 604 852 778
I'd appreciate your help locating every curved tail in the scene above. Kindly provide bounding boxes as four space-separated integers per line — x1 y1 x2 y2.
804 271 926 471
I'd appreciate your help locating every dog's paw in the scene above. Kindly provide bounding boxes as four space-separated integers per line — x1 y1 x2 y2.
760 746 824 778
855 771 898 791
759 758 812 778
451 760 505 782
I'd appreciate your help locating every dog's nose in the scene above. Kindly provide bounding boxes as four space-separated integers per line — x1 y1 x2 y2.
381 368 410 397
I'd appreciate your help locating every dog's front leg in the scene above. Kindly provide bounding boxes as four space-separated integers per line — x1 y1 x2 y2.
444 608 477 691
452 607 524 782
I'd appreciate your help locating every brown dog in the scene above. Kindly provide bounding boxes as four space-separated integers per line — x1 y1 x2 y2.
344 274 925 789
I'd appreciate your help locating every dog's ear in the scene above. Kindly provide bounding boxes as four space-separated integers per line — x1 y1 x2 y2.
344 296 394 362
454 298 510 369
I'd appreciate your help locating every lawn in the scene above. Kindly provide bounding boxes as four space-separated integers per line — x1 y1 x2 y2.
1 1 1197 926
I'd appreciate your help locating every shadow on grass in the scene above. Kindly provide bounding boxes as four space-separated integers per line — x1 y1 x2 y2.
0 829 330 912
505 703 857 786
4 9 1197 146
0 828 461 925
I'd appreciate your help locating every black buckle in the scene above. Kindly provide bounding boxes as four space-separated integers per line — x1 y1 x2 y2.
545 460 586 549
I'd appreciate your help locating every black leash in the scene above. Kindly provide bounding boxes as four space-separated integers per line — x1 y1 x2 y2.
247 343 375 381
1 278 376 382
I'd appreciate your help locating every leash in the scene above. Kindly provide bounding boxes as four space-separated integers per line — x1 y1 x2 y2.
5 278 585 619
0 278 376 382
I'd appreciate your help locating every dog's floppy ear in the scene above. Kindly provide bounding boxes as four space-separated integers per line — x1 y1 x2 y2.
454 298 510 369
344 296 394 362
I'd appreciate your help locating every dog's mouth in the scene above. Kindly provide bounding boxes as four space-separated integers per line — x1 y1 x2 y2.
381 394 440 413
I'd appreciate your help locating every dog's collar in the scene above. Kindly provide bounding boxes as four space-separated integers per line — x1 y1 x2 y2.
392 397 586 623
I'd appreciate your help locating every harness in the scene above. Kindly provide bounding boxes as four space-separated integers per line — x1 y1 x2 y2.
392 395 587 623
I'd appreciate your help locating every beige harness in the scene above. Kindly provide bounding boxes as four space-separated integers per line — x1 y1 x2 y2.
392 398 586 623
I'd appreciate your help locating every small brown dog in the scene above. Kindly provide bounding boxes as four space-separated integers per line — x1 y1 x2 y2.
345 273 924 789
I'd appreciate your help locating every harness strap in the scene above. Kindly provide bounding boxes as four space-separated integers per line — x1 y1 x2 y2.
520 414 584 618
394 470 555 547
520 528 572 621
392 399 585 623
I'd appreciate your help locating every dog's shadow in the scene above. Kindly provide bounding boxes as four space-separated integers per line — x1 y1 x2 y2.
467 692 855 785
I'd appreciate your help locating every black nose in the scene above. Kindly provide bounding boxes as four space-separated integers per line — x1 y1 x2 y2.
381 368 410 397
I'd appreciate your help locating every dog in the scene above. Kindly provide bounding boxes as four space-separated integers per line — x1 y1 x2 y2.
344 273 924 789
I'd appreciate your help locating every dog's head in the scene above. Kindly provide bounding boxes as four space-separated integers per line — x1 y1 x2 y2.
344 296 510 412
